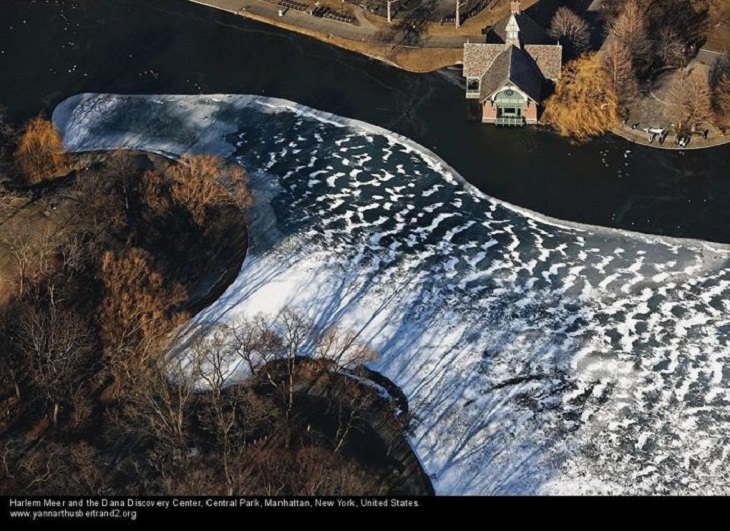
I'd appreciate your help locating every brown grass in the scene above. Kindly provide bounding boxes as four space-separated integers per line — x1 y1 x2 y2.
390 47 463 71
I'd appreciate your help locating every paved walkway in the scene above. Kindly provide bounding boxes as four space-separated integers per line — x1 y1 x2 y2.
612 125 730 150
697 48 728 66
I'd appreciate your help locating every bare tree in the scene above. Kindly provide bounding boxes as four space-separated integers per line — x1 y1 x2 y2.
602 39 640 114
548 7 591 57
99 247 188 392
666 66 714 134
74 167 128 241
112 354 199 454
18 301 92 425
645 0 710 56
190 329 240 494
1 229 58 297
608 0 652 77
710 55 730 132
166 155 254 227
0 304 25 403
656 30 688 69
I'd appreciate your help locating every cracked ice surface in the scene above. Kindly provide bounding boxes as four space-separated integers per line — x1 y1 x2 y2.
54 93 730 494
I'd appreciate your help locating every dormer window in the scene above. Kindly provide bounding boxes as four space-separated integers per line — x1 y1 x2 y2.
467 77 480 94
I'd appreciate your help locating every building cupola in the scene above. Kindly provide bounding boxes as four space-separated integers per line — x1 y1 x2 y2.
505 12 521 48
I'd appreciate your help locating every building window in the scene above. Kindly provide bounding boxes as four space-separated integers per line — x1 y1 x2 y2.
467 78 480 93
498 107 521 117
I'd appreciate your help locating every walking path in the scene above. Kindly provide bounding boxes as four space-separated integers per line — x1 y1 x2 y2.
612 125 730 151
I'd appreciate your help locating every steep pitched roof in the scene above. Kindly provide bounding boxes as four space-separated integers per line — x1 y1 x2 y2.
463 43 504 78
487 12 550 45
524 44 563 80
479 46 543 103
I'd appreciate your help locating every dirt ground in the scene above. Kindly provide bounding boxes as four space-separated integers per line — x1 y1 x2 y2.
706 0 730 52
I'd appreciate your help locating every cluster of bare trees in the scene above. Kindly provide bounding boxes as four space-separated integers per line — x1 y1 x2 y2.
164 155 254 227
661 52 730 136
101 310 392 496
541 0 725 135
0 126 408 494
99 247 189 393
666 66 714 134
601 0 715 120
606 0 653 77
603 0 709 67
2 270 395 495
1 440 109 495
0 228 91 418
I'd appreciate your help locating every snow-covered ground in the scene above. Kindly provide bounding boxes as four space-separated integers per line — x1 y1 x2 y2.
54 93 730 495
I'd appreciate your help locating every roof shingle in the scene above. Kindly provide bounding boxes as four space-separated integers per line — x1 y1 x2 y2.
478 46 543 103
463 43 504 78
524 44 563 80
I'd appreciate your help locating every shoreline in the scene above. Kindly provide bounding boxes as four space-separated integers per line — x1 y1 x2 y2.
54 93 730 250
188 0 464 73
190 0 730 151
610 124 730 151
53 92 730 495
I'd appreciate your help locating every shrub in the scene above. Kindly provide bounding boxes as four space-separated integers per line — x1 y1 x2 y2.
14 116 68 185
542 54 619 141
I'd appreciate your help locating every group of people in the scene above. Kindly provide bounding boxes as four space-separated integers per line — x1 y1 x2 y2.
628 121 712 148
674 129 710 147
646 128 669 145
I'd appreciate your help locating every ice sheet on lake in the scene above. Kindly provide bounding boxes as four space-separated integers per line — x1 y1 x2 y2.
54 93 730 495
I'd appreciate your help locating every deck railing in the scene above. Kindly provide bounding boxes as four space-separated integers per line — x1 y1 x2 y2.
495 116 525 126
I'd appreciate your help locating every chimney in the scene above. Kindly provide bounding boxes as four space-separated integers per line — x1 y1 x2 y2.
511 0 520 15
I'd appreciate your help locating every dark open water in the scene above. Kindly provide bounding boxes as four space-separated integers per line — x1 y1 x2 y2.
1 0 729 242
